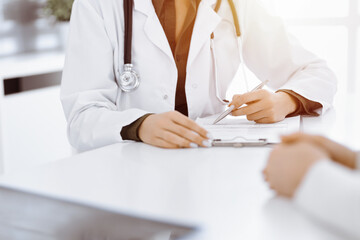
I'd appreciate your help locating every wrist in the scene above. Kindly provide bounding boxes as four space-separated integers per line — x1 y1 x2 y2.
138 114 154 142
277 91 299 115
349 151 358 169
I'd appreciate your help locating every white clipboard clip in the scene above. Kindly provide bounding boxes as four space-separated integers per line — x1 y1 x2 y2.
212 136 269 147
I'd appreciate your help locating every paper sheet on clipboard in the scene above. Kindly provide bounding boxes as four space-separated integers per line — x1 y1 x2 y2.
196 115 300 144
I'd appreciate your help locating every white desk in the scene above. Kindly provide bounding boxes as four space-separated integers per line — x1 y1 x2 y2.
0 102 359 240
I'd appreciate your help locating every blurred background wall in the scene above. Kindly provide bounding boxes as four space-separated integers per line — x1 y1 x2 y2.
0 0 358 173
0 0 71 56
271 0 359 98
0 0 73 173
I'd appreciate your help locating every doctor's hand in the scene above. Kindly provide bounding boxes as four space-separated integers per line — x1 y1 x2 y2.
263 141 329 198
281 132 357 169
138 111 212 149
230 90 299 123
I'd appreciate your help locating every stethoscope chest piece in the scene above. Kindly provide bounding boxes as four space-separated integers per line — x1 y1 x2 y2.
119 64 140 92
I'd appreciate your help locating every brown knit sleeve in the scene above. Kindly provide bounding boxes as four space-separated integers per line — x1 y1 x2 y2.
277 90 323 117
120 114 153 141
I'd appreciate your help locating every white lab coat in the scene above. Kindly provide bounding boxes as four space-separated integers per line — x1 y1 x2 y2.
61 0 337 151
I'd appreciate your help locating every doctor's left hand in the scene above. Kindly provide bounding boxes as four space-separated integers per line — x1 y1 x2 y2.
138 111 211 149
230 90 299 123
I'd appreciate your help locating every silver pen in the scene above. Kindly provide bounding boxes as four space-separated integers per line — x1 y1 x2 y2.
212 80 269 124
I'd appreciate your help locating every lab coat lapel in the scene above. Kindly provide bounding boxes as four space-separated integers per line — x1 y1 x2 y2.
187 0 221 69
134 0 174 62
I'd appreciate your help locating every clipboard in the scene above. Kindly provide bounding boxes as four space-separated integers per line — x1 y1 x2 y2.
212 136 270 147
196 115 301 147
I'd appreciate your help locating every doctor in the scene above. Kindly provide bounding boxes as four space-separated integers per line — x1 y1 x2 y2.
61 0 336 151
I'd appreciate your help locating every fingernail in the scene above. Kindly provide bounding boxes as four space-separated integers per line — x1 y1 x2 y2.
206 133 213 139
202 140 212 148
190 143 198 148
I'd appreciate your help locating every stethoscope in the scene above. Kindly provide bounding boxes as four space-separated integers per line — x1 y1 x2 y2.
119 0 248 99
119 0 139 92
211 0 248 105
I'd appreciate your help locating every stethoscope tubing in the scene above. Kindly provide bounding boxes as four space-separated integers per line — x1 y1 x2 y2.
214 0 241 37
212 0 248 104
123 0 133 64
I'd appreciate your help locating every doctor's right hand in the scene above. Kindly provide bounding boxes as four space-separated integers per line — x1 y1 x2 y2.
138 111 212 149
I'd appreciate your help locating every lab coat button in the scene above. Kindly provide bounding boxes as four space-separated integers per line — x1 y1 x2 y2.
163 94 168 100
192 84 198 89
